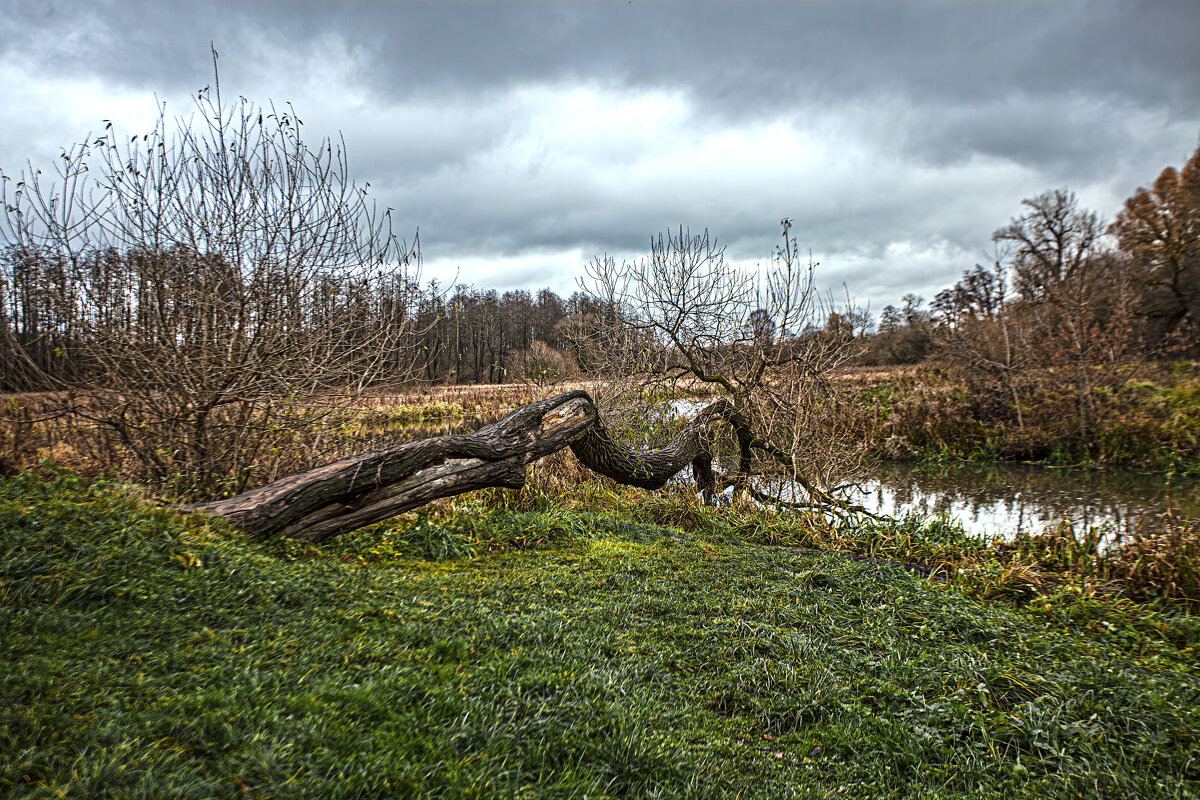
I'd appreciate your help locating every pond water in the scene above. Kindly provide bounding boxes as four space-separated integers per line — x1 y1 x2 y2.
843 462 1198 541
668 398 1197 540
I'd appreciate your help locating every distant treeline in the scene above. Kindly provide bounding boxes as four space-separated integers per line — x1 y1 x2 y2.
407 284 614 385
3 144 1197 393
863 145 1200 369
0 247 619 389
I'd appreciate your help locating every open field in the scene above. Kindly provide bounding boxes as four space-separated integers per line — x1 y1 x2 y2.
2 472 1198 798
7 361 1198 495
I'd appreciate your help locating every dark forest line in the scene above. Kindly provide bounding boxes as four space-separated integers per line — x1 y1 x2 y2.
5 142 1197 394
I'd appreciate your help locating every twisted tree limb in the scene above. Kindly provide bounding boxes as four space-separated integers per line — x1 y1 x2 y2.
186 390 754 542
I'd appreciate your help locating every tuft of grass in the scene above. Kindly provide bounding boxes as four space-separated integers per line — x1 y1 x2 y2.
991 516 1200 611
3 472 1199 798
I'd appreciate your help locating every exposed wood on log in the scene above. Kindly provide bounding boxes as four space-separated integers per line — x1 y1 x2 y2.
186 390 759 542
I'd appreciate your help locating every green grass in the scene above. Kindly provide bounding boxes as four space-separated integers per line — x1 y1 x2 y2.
3 472 1199 798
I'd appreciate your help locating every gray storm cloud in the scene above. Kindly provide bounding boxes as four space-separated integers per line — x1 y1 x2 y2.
1 0 1197 309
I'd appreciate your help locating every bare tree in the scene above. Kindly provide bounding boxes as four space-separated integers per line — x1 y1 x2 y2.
933 257 1034 433
0 51 421 497
992 190 1142 437
580 220 871 510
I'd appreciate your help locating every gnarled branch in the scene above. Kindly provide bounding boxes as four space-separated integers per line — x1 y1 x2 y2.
186 390 756 542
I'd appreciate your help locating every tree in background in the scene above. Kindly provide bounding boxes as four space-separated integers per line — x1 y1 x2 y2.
996 190 1104 304
933 259 1034 433
864 293 933 365
1109 142 1200 354
989 190 1140 437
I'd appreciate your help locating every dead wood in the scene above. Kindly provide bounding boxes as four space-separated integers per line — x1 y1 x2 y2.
185 390 752 542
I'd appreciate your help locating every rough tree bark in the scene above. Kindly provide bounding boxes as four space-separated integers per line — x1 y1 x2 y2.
187 390 752 542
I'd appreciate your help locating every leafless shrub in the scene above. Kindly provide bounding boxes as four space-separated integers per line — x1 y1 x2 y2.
516 339 577 387
579 220 873 509
0 51 421 498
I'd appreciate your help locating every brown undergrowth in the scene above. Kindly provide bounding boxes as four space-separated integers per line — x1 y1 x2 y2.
837 361 1200 472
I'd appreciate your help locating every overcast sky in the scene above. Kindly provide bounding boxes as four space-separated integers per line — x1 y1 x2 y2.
2 0 1197 316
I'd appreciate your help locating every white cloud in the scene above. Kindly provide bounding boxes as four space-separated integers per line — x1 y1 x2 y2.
0 60 186 169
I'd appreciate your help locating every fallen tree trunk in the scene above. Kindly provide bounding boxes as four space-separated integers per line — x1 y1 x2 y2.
186 390 751 542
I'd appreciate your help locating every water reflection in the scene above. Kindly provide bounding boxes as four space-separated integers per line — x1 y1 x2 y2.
672 399 1198 540
845 462 1199 540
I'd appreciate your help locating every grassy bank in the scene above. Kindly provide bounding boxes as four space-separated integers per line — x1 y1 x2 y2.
3 472 1198 798
846 362 1200 475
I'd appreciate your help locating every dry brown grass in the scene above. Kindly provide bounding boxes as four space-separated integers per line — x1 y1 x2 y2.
985 515 1200 610
0 379 613 491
